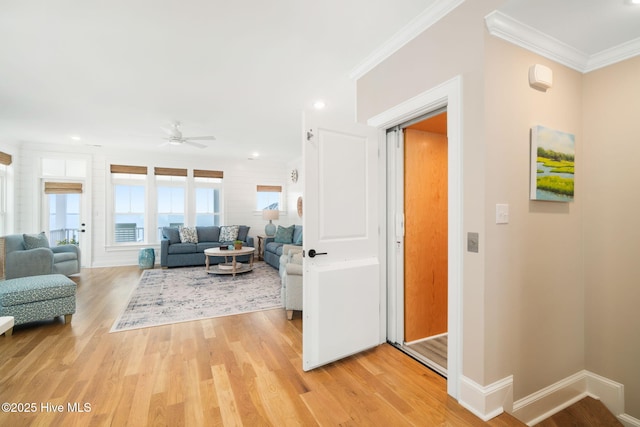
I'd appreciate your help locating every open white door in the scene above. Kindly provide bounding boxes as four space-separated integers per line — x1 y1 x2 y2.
302 110 382 371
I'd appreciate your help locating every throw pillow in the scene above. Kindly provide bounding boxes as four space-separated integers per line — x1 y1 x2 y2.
294 231 303 246
178 226 198 243
237 225 250 242
219 225 239 242
274 225 295 244
197 226 219 242
162 227 181 244
23 232 50 249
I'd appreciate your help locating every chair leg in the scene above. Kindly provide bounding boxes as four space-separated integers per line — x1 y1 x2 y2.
64 314 73 324
286 310 293 320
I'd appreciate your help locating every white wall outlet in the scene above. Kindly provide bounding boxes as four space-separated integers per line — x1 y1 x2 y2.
496 204 509 224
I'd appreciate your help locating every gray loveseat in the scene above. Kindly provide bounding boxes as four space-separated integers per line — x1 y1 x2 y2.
264 225 302 269
1 233 81 279
160 225 254 268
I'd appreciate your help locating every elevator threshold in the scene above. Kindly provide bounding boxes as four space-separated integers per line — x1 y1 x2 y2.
395 333 448 378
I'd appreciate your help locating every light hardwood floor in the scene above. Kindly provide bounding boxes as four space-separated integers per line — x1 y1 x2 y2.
0 265 525 426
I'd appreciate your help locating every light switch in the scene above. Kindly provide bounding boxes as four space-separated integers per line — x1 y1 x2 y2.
467 232 479 253
496 204 509 224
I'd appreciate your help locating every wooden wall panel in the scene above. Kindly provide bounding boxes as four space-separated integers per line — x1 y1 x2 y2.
404 128 448 342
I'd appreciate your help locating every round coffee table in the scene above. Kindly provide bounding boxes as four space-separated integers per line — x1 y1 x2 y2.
205 247 255 277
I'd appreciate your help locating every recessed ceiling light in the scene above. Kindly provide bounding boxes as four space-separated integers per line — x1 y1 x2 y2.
70 136 81 141
313 100 326 110
626 0 640 5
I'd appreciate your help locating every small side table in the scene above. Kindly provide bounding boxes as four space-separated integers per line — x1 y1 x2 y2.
256 235 268 261
138 248 155 269
0 316 15 337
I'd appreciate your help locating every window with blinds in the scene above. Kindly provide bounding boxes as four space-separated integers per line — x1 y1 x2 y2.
256 185 282 211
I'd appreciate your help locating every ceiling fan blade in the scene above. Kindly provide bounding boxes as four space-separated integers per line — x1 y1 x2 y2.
183 136 216 141
186 140 207 149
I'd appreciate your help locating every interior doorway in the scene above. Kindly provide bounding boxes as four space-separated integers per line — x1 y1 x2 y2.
389 109 449 377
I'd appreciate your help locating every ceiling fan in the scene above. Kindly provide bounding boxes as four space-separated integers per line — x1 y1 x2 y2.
161 121 216 149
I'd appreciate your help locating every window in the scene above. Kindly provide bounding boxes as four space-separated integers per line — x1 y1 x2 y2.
45 182 82 246
194 169 223 226
111 165 147 243
156 167 187 238
109 165 224 245
0 151 9 236
256 185 282 210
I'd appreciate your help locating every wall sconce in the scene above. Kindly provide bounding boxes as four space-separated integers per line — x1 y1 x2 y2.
529 64 553 91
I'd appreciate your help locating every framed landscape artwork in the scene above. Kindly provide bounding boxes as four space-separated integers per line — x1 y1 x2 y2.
530 125 575 202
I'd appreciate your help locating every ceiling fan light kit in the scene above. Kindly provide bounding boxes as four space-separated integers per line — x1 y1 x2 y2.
162 121 216 148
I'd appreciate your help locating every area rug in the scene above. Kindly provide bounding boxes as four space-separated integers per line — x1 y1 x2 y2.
110 262 282 332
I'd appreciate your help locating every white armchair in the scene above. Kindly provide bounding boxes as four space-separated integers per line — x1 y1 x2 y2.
279 244 303 320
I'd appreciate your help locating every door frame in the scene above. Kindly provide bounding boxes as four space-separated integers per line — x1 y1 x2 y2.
368 75 462 399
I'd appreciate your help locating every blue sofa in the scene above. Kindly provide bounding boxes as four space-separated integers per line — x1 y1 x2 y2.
264 225 302 269
160 225 254 268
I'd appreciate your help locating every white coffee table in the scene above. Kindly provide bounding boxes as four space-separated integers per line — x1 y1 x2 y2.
205 247 255 277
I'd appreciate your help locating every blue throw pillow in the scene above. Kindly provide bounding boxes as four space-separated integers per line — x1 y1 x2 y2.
162 227 181 244
237 225 250 242
23 232 50 249
274 225 295 244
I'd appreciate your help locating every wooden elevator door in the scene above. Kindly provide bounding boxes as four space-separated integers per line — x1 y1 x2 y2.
404 127 448 342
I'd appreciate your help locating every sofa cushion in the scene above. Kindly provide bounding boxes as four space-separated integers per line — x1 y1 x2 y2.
265 242 285 257
293 226 303 245
196 242 222 252
167 243 197 254
23 232 49 250
237 225 250 242
274 225 295 244
219 225 239 242
53 252 77 263
162 227 181 244
197 226 220 242
0 274 76 307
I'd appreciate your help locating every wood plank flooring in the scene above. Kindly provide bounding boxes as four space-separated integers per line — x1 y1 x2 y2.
534 397 622 427
0 265 527 426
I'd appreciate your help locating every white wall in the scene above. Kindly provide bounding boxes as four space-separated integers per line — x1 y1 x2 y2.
14 142 296 267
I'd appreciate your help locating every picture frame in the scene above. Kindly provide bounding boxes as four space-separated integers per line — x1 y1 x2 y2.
530 125 575 202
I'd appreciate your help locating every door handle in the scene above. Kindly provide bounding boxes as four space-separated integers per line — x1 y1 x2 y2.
307 249 327 258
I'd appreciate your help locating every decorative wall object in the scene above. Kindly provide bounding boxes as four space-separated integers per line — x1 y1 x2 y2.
530 125 575 202
297 196 303 218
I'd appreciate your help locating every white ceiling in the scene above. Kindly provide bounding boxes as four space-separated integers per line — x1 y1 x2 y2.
1 1 639 161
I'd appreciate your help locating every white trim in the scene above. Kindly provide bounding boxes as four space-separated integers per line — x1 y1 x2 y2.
512 370 636 426
459 375 514 421
485 10 640 74
368 75 462 399
350 0 465 80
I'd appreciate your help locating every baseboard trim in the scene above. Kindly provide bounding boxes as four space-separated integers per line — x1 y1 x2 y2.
458 375 513 421
512 370 638 426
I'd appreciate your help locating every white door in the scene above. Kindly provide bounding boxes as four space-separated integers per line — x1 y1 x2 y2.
302 110 382 371
42 180 90 267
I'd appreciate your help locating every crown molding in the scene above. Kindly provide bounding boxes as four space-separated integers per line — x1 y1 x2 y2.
485 11 588 72
350 0 465 81
586 36 640 72
485 10 640 74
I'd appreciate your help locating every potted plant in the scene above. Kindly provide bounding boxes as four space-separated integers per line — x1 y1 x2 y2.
234 240 243 250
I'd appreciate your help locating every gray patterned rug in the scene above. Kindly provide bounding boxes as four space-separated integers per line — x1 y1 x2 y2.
110 262 282 332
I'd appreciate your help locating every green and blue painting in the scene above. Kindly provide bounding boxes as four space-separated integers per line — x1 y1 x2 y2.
530 125 575 202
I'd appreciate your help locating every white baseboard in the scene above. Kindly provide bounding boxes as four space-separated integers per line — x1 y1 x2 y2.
458 375 513 421
511 370 639 426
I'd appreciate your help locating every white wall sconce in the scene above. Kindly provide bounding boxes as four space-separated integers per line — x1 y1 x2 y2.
529 64 553 91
